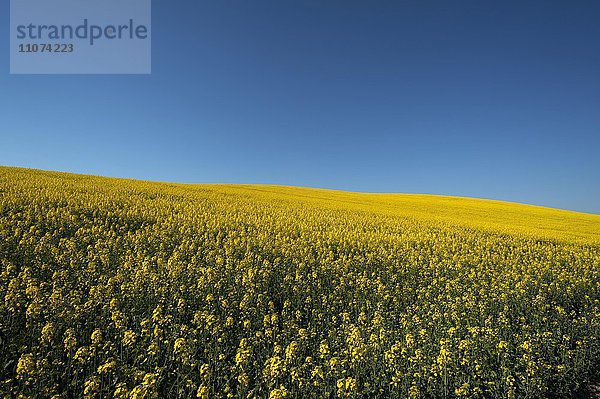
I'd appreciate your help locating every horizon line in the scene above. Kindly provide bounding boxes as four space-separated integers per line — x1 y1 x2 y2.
2 164 599 217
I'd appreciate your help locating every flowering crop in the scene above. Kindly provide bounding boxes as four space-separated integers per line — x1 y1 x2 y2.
0 167 599 398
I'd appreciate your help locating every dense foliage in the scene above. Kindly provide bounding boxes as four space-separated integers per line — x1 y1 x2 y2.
1 167 599 398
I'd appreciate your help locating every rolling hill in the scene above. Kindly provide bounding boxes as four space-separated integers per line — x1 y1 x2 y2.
0 166 598 398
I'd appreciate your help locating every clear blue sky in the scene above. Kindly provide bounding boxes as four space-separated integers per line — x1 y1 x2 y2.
1 0 599 213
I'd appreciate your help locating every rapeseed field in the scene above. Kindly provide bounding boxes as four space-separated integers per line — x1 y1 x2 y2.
0 167 599 398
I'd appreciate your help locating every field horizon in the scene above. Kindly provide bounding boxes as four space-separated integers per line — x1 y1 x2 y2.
3 166 599 245
4 165 599 217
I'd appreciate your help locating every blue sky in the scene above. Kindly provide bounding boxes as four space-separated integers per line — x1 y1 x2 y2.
1 0 599 213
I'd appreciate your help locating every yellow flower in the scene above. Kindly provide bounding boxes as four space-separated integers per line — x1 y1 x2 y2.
196 384 209 399
74 346 92 364
83 376 100 398
122 330 137 347
268 386 288 399
91 329 103 345
40 322 56 344
455 382 470 397
63 328 77 352
285 341 298 362
113 382 128 399
97 359 117 374
237 373 250 387
16 353 35 377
